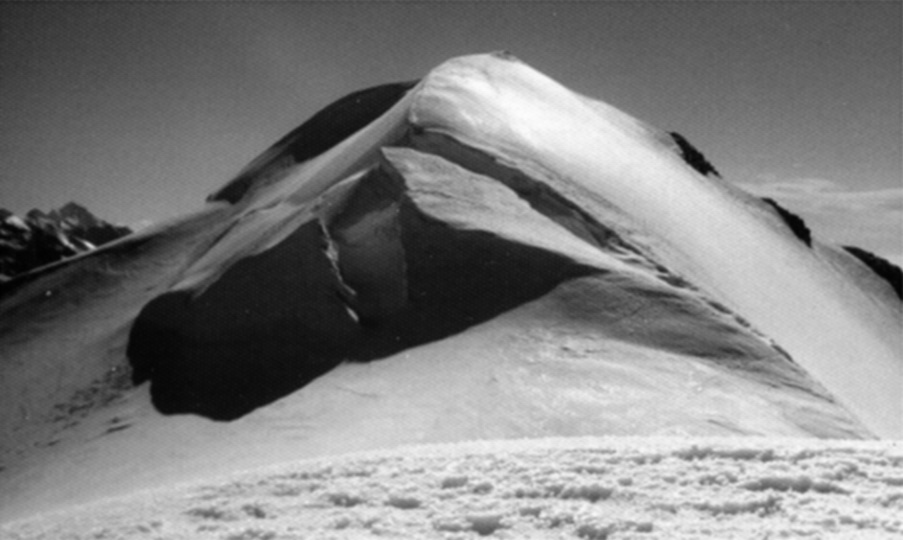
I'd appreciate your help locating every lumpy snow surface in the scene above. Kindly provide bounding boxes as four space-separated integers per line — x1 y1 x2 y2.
3 437 902 539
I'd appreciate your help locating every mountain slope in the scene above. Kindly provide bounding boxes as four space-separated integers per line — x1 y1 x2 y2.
0 52 899 524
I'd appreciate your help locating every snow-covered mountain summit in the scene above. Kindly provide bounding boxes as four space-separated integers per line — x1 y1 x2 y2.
0 52 900 523
0 202 131 283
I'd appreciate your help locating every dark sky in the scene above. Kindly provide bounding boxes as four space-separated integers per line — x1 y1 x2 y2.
0 2 900 258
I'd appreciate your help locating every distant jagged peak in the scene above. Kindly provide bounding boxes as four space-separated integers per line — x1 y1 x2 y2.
55 201 103 226
59 201 92 214
0 201 132 282
24 201 104 229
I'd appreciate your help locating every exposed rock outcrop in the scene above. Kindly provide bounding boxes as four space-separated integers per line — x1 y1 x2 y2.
669 131 721 178
761 197 812 247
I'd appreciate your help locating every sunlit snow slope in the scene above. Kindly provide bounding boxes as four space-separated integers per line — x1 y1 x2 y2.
1 52 900 524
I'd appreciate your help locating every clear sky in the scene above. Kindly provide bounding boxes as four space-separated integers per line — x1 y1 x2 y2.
1 2 900 260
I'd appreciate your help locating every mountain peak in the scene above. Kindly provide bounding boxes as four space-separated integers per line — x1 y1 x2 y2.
133 53 900 437
56 201 97 223
0 52 900 525
0 202 132 282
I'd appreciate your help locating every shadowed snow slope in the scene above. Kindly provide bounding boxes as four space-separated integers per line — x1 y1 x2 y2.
0 52 900 524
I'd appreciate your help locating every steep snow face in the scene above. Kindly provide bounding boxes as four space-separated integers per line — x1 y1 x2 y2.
407 53 902 438
207 81 418 205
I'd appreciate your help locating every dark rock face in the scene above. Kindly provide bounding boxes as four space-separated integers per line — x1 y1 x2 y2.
669 132 721 178
208 80 419 205
0 203 131 281
843 246 902 301
761 198 812 247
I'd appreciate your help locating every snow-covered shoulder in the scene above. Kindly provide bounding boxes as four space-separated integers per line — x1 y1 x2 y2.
410 53 902 437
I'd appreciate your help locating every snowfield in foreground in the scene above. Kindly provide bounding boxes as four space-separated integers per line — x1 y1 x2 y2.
4 436 902 539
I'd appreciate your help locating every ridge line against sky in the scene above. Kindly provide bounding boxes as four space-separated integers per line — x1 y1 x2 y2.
1 2 900 260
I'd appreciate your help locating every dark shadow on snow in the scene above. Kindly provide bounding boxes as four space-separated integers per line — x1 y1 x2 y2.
843 245 902 301
129 176 597 421
761 198 812 247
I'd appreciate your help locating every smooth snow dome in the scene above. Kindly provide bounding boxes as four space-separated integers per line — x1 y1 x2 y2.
0 52 901 530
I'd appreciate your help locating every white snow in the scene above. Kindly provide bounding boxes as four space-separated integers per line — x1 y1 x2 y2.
3 436 901 539
408 53 903 437
0 52 900 530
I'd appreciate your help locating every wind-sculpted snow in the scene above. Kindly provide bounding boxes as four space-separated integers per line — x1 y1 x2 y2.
4 437 902 539
136 144 824 422
1 52 901 526
208 81 418 205
761 197 812 247
128 139 864 425
129 149 601 420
